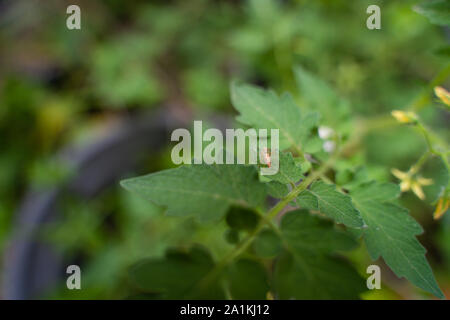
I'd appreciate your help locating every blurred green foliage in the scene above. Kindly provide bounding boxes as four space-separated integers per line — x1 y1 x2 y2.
0 0 449 299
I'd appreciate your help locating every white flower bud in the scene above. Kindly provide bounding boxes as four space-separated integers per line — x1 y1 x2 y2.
323 140 336 153
318 126 334 139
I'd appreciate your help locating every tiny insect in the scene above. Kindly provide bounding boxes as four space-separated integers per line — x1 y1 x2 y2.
261 147 271 168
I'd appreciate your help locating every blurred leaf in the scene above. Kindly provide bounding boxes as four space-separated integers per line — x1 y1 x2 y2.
183 68 228 109
421 155 449 204
364 126 426 167
294 66 350 131
121 164 266 222
229 27 270 53
253 229 282 258
303 136 324 154
224 229 240 244
336 167 371 191
225 206 259 231
433 45 450 57
129 246 224 299
265 181 289 198
90 35 163 107
36 97 76 149
226 259 269 299
414 0 450 26
28 158 73 188
274 210 364 299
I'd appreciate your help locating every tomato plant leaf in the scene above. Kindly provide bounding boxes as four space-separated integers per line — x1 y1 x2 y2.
226 259 270 299
252 229 282 258
421 155 449 204
294 66 351 131
267 152 304 184
265 181 289 198
297 181 364 228
274 210 365 299
121 164 266 222
225 206 260 231
128 246 224 299
230 81 319 150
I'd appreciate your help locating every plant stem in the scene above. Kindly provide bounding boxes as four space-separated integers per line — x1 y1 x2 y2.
409 151 431 175
417 122 437 154
415 121 449 170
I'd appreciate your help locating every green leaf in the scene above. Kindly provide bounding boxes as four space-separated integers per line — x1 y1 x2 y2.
121 164 266 222
265 181 289 198
274 210 365 299
225 206 259 231
230 81 319 150
351 182 444 299
297 181 364 227
299 159 312 173
294 66 350 130
414 0 450 26
129 246 224 299
226 259 269 299
421 155 449 204
253 229 282 258
224 229 240 244
434 45 450 57
336 167 371 191
267 152 303 184
303 136 323 154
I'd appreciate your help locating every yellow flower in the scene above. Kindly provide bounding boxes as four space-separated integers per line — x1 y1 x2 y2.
391 168 433 200
391 168 409 180
411 182 426 200
391 110 417 124
434 86 450 106
416 176 433 186
391 168 411 192
400 179 411 192
434 197 449 220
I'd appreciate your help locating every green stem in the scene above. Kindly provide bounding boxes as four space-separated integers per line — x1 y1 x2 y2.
417 122 437 154
255 208 282 236
415 121 449 170
409 151 431 175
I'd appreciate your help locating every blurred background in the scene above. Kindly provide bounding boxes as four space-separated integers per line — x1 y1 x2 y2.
0 0 449 299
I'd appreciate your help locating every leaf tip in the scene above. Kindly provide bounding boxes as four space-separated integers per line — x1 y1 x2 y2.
119 178 134 191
